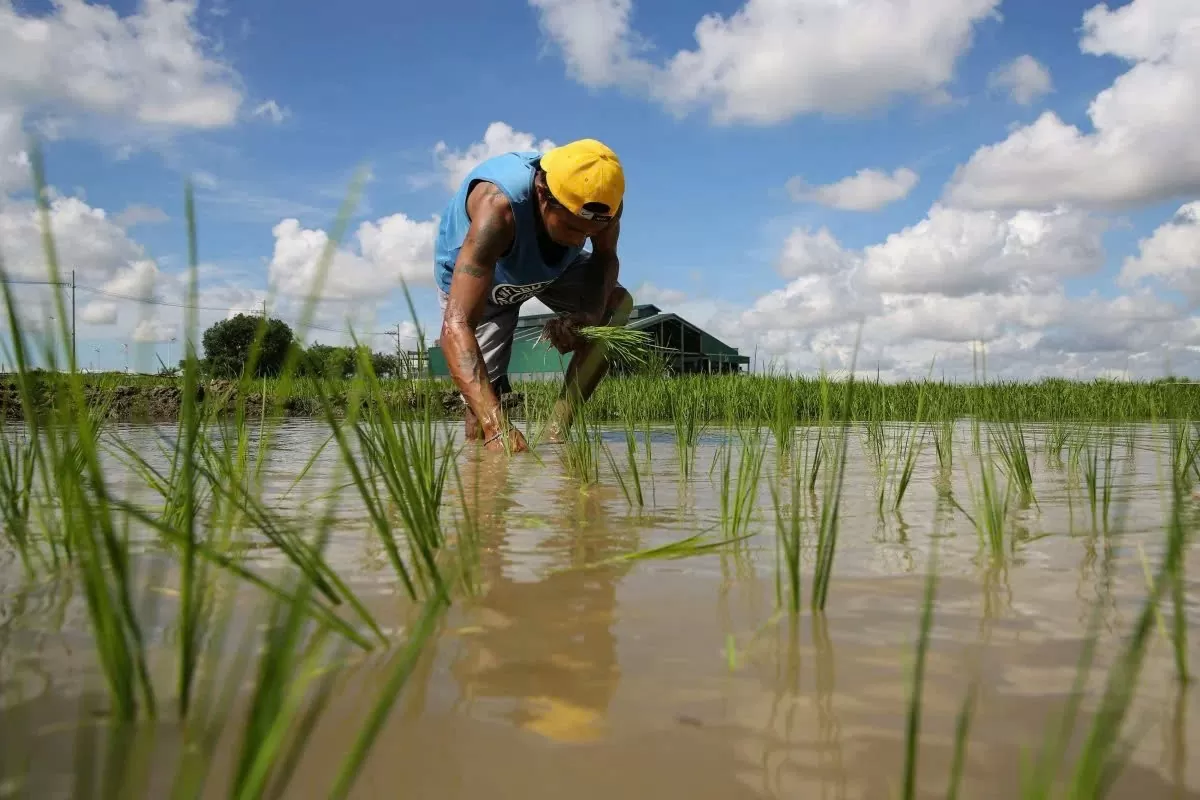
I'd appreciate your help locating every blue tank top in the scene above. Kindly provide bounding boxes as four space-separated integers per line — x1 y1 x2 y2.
433 151 585 306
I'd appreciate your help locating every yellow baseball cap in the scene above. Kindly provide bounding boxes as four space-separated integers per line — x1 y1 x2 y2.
539 139 624 222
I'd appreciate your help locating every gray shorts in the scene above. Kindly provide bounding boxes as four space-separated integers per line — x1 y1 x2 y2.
438 251 623 392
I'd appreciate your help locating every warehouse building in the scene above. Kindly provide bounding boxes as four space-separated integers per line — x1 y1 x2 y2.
427 304 749 381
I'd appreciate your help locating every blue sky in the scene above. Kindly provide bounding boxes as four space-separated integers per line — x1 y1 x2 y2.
1 0 1198 378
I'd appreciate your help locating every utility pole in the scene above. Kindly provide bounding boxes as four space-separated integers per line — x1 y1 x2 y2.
71 270 76 367
10 275 76 370
393 323 403 379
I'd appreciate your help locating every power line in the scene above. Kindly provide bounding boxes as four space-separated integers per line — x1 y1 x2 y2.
73 285 397 337
8 278 408 342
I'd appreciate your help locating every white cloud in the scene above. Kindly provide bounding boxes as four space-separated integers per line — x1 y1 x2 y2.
1119 201 1200 303
987 55 1052 105
776 227 859 278
944 0 1200 211
252 99 289 124
713 199 1199 380
0 194 150 283
81 301 118 325
528 0 1002 124
113 204 169 227
787 167 919 211
0 0 242 129
132 318 178 343
267 212 438 302
433 122 556 191
859 205 1106 296
0 107 29 192
0 0 244 201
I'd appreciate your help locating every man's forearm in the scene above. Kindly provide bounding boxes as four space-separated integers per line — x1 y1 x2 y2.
593 251 620 321
442 321 505 434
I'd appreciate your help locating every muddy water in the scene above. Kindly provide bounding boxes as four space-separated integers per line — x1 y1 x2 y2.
3 419 1200 798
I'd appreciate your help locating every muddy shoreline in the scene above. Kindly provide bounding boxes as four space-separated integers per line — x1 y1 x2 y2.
0 377 478 422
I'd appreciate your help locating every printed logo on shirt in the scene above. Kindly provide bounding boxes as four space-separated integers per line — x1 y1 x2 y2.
492 280 554 306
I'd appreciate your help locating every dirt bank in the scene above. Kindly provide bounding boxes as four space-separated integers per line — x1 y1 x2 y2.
0 376 476 422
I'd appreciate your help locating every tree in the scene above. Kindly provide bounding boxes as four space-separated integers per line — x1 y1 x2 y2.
201 314 295 378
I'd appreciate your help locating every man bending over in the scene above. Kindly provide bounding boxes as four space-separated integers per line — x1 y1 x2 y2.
434 138 632 453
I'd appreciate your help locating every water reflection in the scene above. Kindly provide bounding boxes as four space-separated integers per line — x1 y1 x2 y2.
450 450 637 743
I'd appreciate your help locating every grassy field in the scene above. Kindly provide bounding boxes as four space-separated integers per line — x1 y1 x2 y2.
1 158 1195 797
3 369 1198 424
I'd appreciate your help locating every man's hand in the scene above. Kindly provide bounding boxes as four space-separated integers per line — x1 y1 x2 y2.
542 314 587 354
484 425 529 453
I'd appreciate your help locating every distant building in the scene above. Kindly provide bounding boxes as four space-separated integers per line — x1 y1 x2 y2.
427 304 749 381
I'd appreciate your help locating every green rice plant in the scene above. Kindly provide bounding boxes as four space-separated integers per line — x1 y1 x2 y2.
558 400 602 486
885 370 933 512
670 380 704 479
574 324 653 368
1166 421 1191 686
718 424 767 538
900 543 938 800
604 416 644 507
769 448 805 612
951 443 1013 562
993 419 1037 508
933 417 954 476
810 331 860 612
1080 427 1116 534
0 422 39 575
1019 464 1190 798
1045 420 1071 466
768 378 796 462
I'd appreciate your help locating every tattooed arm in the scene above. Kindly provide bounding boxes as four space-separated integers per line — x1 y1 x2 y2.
440 181 522 446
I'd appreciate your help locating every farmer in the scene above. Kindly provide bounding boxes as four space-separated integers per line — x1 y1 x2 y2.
434 138 632 453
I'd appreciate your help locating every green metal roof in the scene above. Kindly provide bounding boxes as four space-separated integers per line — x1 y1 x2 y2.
428 302 749 376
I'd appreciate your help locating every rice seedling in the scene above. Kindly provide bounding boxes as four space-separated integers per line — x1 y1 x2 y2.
993 420 1037 508
717 423 767 538
768 378 796 462
900 543 938 800
558 401 602 486
670 381 704 479
951 441 1014 563
810 331 860 612
604 417 645 508
1080 426 1116 534
769 448 805 613
1019 468 1190 798
933 417 955 476
574 324 653 368
883 370 932 513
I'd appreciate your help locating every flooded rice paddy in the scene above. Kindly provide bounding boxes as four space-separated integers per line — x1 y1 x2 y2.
2 418 1199 798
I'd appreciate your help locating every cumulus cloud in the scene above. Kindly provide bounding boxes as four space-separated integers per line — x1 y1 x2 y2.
0 0 244 197
714 201 1195 380
433 122 556 191
987 55 1052 105
944 0 1200 211
132 318 178 344
80 301 118 325
0 0 242 129
267 212 438 302
528 0 1001 124
787 167 919 211
1119 201 1200 303
0 194 150 283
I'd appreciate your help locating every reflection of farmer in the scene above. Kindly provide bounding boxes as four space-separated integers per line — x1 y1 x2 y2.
434 139 634 453
451 453 635 742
